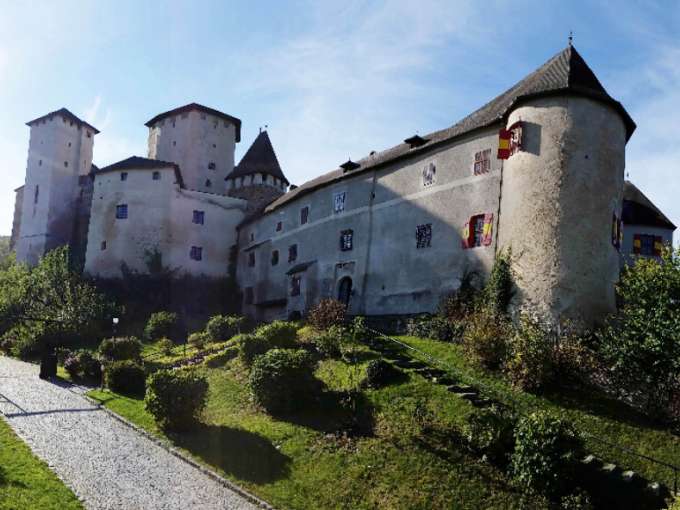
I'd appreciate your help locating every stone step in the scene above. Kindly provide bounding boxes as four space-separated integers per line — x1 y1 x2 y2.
470 398 492 408
601 463 621 477
646 481 671 499
457 392 479 401
447 384 474 393
432 376 457 385
582 454 603 469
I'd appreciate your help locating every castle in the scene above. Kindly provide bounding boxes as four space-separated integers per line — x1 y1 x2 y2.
9 46 675 326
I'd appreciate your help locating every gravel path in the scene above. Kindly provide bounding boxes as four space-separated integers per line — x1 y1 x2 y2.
0 356 259 510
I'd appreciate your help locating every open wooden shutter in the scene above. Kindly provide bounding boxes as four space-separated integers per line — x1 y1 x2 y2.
461 221 470 249
618 219 624 247
654 236 663 256
482 213 494 246
497 129 511 159
633 234 641 254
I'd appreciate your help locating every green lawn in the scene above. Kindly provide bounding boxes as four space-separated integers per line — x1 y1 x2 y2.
0 416 82 510
86 334 680 510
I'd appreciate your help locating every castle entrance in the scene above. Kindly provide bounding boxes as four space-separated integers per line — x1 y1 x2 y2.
338 277 352 307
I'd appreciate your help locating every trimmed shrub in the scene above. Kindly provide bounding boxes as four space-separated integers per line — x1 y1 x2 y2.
312 326 345 358
188 331 210 350
362 359 401 389
144 311 179 341
307 298 346 330
461 312 510 370
203 347 238 368
249 349 316 413
254 321 297 348
406 316 460 342
504 316 554 392
205 315 243 342
98 337 142 362
484 251 514 314
464 405 516 464
105 360 146 395
350 316 372 344
510 411 585 499
238 334 271 367
559 490 593 510
64 350 101 381
157 338 174 356
145 369 208 431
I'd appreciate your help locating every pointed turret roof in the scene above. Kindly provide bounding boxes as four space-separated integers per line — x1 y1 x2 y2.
262 46 635 214
228 130 288 184
26 107 100 134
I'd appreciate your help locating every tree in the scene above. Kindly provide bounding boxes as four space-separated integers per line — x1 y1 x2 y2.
0 247 111 347
599 247 680 419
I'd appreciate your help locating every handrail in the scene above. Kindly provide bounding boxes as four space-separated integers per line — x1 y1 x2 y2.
368 328 679 495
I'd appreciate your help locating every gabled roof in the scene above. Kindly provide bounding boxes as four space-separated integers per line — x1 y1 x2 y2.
26 108 100 134
144 103 242 142
94 156 184 188
227 130 288 184
623 181 675 230
263 46 635 215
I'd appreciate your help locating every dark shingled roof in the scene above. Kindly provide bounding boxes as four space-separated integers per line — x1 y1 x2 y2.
26 108 100 134
228 130 288 184
144 103 242 142
95 156 185 188
262 46 636 215
623 181 675 230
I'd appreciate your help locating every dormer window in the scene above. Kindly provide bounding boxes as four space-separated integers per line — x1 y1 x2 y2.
404 134 429 149
340 159 360 172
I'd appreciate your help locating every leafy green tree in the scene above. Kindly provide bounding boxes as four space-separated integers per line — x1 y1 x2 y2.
599 247 680 419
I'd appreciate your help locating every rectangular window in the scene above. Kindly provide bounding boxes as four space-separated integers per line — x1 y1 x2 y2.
244 287 254 304
192 210 205 225
340 229 353 251
121 172 128 181
152 171 161 180
208 162 216 170
276 221 282 232
333 192 346 213
101 241 107 251
248 252 255 267
300 206 309 225
288 244 298 262
416 224 432 249
462 213 493 249
271 250 279 266
422 162 436 186
34 185 39 204
634 234 662 256
116 204 128 219
290 276 301 297
473 149 491 175
190 246 203 261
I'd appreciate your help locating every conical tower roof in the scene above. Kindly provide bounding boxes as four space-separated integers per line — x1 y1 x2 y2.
228 130 288 184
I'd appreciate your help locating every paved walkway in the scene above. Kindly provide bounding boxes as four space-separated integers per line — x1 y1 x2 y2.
0 356 259 510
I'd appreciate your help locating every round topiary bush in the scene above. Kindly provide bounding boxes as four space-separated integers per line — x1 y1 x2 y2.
307 298 346 331
145 369 208 431
157 338 175 356
64 350 102 381
205 315 243 342
510 411 585 499
105 360 146 395
464 405 516 464
249 349 316 413
254 321 297 348
238 334 271 367
188 331 210 350
362 359 401 389
312 326 345 358
99 337 142 362
144 312 179 341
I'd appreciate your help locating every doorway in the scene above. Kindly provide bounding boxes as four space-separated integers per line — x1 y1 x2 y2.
338 277 352 307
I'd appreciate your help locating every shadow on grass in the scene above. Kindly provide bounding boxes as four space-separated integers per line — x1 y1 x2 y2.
171 424 290 484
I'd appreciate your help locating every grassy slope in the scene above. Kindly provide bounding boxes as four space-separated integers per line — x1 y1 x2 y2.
0 416 82 510
87 335 680 509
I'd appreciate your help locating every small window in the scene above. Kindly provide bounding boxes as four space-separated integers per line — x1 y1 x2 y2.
262 174 268 183
340 229 353 251
474 149 491 175
64 161 68 168
208 162 216 170
422 162 436 186
192 210 205 225
212 143 216 148
271 250 279 266
181 113 189 119
416 224 432 249
38 160 42 166
333 192 346 213
100 241 107 251
288 244 298 262
190 246 203 261
120 172 128 181
116 204 128 219
34 185 39 204
300 206 309 225
634 234 661 256
213 120 218 129
290 276 301 297
86 131 91 138
68 142 72 147
248 252 255 267
250 232 254 242
173 141 177 146
152 171 161 180
205 179 212 188
244 287 254 304
276 221 282 232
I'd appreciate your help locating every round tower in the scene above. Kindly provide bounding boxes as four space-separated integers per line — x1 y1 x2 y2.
497 95 628 325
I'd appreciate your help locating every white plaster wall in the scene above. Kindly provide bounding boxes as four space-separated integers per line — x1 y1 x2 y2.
85 167 247 278
147 110 236 195
497 96 627 325
16 115 94 265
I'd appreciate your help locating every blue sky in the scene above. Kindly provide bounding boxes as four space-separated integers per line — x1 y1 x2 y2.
1 1 679 236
